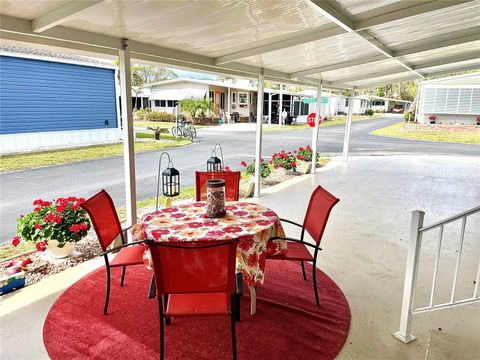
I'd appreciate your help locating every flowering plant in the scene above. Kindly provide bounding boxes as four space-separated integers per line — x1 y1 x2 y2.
295 145 319 162
13 197 91 250
271 150 297 171
476 115 480 125
241 159 271 178
428 115 437 121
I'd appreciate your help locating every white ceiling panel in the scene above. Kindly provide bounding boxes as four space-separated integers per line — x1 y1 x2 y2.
401 41 480 64
368 1 480 47
61 0 330 57
321 58 401 81
0 0 67 20
335 0 402 16
421 59 480 74
235 32 379 73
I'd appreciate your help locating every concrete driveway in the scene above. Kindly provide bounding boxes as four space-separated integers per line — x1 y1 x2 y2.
0 114 478 242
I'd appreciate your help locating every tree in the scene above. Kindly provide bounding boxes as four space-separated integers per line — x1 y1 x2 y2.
130 64 177 99
178 98 200 120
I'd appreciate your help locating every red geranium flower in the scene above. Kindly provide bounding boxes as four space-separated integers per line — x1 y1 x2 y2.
260 158 264 163
79 222 88 231
69 224 80 233
299 147 305 151
53 216 62 224
44 213 55 222
224 166 232 172
278 163 283 168
11 236 21 247
241 161 247 167
36 241 47 252
56 205 65 213
34 224 42 230
296 155 301 160
71 202 81 210
290 162 296 168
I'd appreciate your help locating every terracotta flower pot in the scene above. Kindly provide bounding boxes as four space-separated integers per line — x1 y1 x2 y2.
46 240 75 259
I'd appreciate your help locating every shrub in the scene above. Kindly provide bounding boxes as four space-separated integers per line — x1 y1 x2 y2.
404 111 416 121
145 111 176 122
271 150 297 171
365 109 374 116
241 159 271 178
14 197 91 250
134 107 152 119
295 145 319 162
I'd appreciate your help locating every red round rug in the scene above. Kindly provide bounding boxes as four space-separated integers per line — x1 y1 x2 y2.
44 261 350 359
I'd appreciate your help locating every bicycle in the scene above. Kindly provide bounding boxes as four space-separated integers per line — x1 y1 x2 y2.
171 120 196 141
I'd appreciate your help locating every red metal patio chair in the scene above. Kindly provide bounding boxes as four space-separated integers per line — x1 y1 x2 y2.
81 190 145 315
268 186 339 306
195 171 241 201
147 240 239 360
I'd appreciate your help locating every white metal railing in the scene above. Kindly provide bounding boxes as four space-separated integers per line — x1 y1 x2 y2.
393 205 480 343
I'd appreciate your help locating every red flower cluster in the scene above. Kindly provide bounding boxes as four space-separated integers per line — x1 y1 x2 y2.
36 241 47 252
43 212 62 224
69 222 88 233
11 236 21 247
55 197 85 212
33 199 52 212
241 161 247 167
224 166 232 172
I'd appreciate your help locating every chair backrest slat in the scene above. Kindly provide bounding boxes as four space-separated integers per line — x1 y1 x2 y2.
80 190 122 252
195 171 241 202
147 240 237 295
303 186 339 245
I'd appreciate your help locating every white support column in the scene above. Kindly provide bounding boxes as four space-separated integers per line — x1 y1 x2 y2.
311 83 322 174
268 92 272 126
119 39 137 233
227 87 231 124
393 210 424 343
342 89 355 162
254 70 265 198
328 90 332 117
279 84 283 127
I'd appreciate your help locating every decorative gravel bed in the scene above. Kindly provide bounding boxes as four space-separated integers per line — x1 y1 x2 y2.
1 234 101 291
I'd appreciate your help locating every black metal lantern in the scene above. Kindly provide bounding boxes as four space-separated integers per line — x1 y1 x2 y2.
207 143 224 172
156 152 180 210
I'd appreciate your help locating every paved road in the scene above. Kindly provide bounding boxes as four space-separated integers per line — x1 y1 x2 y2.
1 115 478 242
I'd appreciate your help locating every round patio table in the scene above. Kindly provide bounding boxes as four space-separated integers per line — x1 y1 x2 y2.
131 201 287 314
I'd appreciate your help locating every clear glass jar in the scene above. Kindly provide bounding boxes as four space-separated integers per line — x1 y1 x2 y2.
206 179 226 218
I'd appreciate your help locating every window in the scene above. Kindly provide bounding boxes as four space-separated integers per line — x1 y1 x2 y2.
160 100 166 107
232 92 236 103
345 98 349 107
167 100 177 107
239 92 248 104
372 100 385 106
209 91 214 100
155 100 160 107
220 92 225 109
300 101 309 115
423 87 480 114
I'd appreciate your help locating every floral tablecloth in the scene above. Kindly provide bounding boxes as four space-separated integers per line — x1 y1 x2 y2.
131 201 286 286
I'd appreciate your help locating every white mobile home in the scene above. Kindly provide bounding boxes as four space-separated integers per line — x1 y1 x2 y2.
417 73 480 125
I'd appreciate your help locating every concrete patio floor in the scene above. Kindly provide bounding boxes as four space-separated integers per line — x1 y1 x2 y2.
1 154 479 359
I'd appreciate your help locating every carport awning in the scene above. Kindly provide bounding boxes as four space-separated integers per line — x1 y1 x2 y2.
150 89 206 101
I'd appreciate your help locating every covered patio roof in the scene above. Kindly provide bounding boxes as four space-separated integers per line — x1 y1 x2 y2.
1 0 479 89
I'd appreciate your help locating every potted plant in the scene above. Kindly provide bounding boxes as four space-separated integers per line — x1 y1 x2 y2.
476 115 480 126
270 150 297 174
429 115 437 124
13 197 91 259
147 126 169 140
241 159 271 196
294 145 320 174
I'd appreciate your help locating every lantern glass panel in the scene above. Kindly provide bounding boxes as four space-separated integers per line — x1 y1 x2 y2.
207 156 222 172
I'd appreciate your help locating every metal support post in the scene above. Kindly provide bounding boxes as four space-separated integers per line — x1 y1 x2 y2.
342 89 355 162
118 39 137 237
311 83 322 174
393 210 425 343
254 70 265 198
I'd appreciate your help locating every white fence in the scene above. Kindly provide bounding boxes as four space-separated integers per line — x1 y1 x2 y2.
393 205 480 343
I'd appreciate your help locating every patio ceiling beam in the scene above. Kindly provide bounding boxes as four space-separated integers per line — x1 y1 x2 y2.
1 15 338 89
335 63 480 89
213 25 345 65
289 27 480 78
354 1 473 30
330 52 480 84
311 1 425 78
32 0 104 33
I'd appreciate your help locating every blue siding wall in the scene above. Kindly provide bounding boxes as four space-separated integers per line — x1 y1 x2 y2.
0 55 117 135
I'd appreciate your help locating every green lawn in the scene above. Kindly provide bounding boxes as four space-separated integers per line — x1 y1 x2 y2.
134 121 210 129
0 135 191 173
371 122 480 144
263 113 381 132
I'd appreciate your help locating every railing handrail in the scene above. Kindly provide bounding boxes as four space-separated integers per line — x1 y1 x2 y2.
419 205 480 233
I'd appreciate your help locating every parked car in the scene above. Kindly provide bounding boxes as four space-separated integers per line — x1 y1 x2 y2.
392 105 404 114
